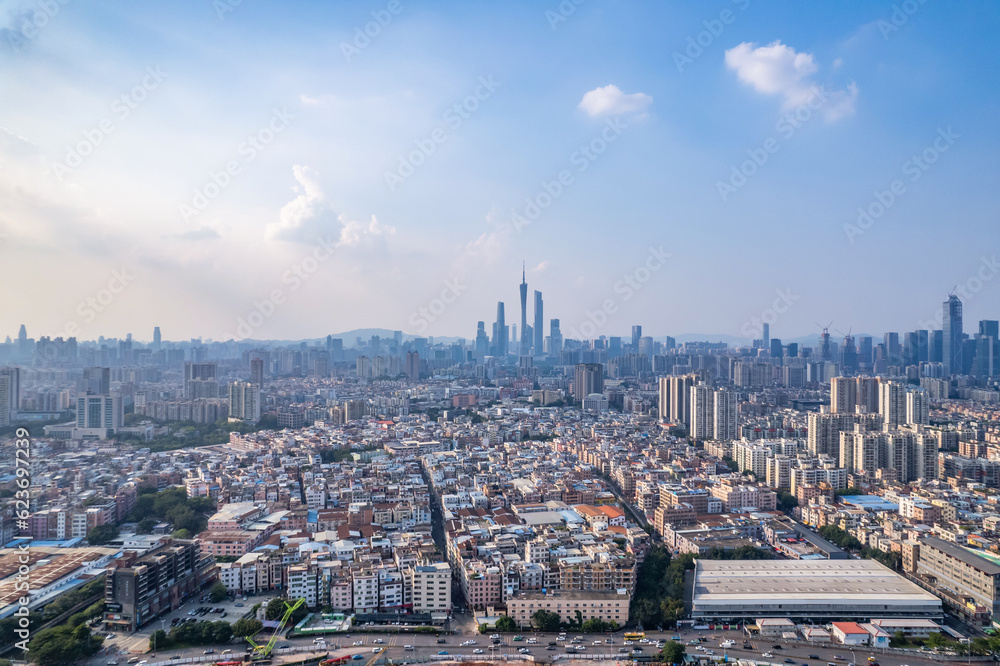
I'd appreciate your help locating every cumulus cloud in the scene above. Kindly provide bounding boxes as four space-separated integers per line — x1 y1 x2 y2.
578 84 652 118
266 165 394 249
724 41 857 121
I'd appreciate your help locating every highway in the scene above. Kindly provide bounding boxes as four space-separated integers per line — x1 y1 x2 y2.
86 624 963 666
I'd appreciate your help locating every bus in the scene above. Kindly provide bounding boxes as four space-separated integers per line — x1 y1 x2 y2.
623 632 645 642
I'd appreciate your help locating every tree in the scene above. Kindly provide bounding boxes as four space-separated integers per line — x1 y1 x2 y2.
582 618 615 633
28 624 102 666
86 524 119 545
209 581 228 603
232 618 263 638
494 616 516 633
211 621 233 644
149 629 170 650
660 640 686 664
926 632 947 648
531 609 561 632
136 517 157 534
265 598 286 621
777 491 799 511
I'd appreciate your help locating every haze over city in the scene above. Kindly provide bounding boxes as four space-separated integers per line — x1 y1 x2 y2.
2 1 998 342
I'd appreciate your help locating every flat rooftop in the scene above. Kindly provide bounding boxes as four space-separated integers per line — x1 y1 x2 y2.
692 558 941 606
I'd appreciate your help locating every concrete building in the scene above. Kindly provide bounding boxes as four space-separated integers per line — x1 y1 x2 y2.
690 559 942 621
506 589 629 627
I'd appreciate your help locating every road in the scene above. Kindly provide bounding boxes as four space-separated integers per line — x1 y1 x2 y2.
87 624 960 666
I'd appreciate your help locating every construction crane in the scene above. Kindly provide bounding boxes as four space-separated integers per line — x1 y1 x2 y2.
245 597 306 660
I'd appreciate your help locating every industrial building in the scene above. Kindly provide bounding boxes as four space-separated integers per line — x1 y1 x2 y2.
691 559 942 621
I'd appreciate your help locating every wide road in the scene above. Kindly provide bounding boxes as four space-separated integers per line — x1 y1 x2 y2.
87 624 961 666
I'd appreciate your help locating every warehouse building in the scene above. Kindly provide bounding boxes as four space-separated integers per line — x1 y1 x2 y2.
915 536 1000 618
691 559 942 621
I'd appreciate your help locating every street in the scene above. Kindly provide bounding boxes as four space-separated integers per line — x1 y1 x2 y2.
86 623 964 666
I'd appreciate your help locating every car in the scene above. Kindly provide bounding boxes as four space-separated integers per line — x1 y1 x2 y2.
473 649 484 654
171 657 182 660
374 639 385 644
107 662 119 665
773 645 783 649
203 649 214 654
353 655 364 661
372 647 383 653
576 646 586 651
491 634 501 639
625 640 634 645
593 641 603 646
619 647 629 653
556 635 566 641
833 657 844 661
785 660 796 664
127 659 140 665
763 653 774 658
513 635 524 641
352 641 363 646
437 651 449 655
744 644 753 650
810 655 820 660
437 638 447 644
548 642 557 646
695 646 706 651
672 636 681 640
547 646 557 651
221 650 231 655
518 648 530 654
234 602 244 607
277 644 290 649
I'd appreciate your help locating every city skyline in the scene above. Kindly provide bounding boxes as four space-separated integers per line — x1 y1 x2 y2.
1 2 998 340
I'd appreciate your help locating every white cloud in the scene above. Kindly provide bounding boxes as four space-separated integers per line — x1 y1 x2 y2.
578 84 652 118
266 165 394 249
724 41 857 121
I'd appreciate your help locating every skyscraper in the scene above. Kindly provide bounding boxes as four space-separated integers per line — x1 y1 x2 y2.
631 325 642 349
533 290 543 357
152 326 161 352
762 323 770 350
573 363 604 406
0 367 20 426
82 367 111 395
250 358 264 387
493 302 507 358
548 319 562 355
519 264 528 356
942 294 963 375
405 351 420 380
657 377 670 423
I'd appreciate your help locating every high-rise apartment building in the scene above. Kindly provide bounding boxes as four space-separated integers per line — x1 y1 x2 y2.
573 363 604 406
229 382 261 422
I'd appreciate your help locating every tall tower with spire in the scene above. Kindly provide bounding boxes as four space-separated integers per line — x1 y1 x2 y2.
519 262 528 356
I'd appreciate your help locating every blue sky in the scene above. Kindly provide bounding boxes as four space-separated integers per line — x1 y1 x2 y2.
1 0 997 343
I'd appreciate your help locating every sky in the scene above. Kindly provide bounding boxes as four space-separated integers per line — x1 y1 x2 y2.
1 0 998 344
